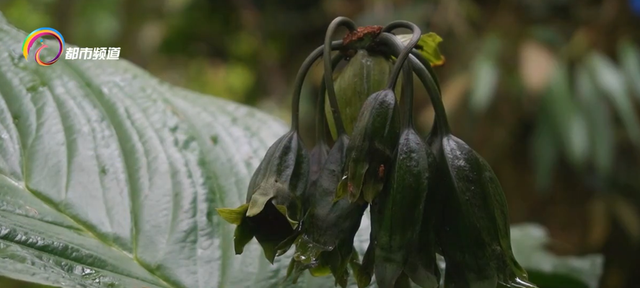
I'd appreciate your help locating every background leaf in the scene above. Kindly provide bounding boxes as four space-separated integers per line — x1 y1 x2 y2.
510 224 604 288
574 63 614 175
469 35 501 114
397 32 446 67
541 62 589 168
587 52 640 147
532 109 559 192
618 39 640 100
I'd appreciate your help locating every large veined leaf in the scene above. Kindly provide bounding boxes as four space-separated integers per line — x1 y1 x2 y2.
0 14 372 288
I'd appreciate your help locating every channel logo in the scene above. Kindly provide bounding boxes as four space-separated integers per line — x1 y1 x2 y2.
22 27 65 66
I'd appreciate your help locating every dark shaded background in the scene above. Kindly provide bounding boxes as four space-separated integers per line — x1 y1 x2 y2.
1 0 639 287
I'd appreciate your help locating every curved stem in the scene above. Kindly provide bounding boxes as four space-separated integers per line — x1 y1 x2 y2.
409 54 450 135
291 40 343 132
317 54 346 143
409 50 449 135
382 21 421 91
410 50 442 95
323 17 356 135
400 61 414 130
377 32 451 135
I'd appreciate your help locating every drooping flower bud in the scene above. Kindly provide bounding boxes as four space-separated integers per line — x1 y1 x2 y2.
216 130 309 263
287 133 368 287
407 48 537 288
427 132 536 288
405 145 441 287
216 36 347 264
325 49 394 139
336 21 426 205
284 18 371 286
336 89 400 203
373 63 438 288
308 133 329 184
307 72 333 185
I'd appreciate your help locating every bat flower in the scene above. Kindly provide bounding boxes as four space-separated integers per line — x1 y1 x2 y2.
215 15 539 288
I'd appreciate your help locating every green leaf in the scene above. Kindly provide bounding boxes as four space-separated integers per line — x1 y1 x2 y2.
574 63 614 175
586 52 640 147
396 33 446 67
469 35 501 114
531 109 558 192
0 14 361 288
541 62 589 168
510 224 604 288
618 39 640 100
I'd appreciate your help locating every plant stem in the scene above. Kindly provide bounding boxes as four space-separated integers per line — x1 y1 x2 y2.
382 21 421 91
409 50 449 135
317 54 346 143
323 17 356 136
376 32 451 135
400 62 414 130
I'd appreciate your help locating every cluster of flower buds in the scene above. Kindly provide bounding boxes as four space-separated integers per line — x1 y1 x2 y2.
217 16 538 288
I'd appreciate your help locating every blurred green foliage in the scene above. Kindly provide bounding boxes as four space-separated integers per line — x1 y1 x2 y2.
1 0 640 287
0 277 55 288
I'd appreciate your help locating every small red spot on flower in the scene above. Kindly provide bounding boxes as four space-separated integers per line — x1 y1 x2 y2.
348 182 354 193
378 164 385 178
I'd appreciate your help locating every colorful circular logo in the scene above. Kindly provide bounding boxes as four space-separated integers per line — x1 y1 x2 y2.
22 27 65 66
